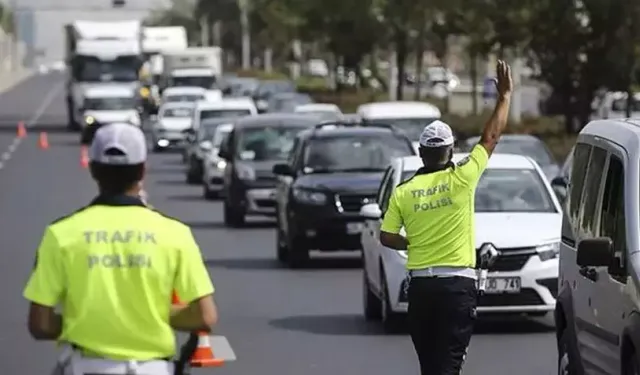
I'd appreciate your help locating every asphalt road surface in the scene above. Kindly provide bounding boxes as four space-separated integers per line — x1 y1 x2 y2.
0 72 557 375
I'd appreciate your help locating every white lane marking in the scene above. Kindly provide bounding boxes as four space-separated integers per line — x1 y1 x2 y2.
0 81 63 171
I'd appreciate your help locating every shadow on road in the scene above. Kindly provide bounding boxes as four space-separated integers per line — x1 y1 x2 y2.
204 256 361 270
269 314 397 336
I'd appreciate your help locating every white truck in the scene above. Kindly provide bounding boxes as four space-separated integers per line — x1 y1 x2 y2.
161 47 223 92
142 26 188 109
64 20 143 130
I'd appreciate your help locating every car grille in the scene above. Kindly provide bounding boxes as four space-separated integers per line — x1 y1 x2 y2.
487 247 536 272
478 288 545 306
336 193 376 212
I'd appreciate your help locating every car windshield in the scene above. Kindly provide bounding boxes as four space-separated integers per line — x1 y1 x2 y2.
170 76 216 89
366 118 438 140
303 135 414 173
467 138 555 166
162 107 193 118
213 128 232 148
200 109 251 120
235 126 303 161
84 97 135 110
165 94 204 103
401 168 556 212
197 123 222 141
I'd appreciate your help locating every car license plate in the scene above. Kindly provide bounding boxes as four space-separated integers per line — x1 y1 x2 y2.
346 222 364 234
485 277 521 294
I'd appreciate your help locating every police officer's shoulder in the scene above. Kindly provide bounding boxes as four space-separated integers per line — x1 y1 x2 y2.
456 156 470 167
49 204 93 227
147 208 193 233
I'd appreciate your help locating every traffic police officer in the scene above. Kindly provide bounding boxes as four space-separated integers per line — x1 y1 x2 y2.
379 61 513 375
23 123 218 375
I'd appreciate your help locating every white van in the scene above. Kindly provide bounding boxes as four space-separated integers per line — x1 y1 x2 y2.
356 101 441 151
80 84 141 128
553 118 640 375
191 98 257 131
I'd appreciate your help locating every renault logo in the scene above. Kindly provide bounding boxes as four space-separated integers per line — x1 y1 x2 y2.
362 198 370 204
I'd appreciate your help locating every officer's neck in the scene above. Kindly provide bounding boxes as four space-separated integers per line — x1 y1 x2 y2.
98 188 141 198
420 162 450 173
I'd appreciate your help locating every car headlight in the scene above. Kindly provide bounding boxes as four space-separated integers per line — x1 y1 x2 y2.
536 242 560 261
236 164 256 180
84 115 95 126
292 188 327 205
216 160 226 169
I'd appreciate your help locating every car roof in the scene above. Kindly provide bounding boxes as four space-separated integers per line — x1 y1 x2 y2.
195 98 255 110
580 118 640 153
160 102 194 109
234 113 319 128
299 125 401 139
84 85 135 97
400 153 539 172
295 103 341 112
356 101 441 118
164 86 207 94
200 117 238 126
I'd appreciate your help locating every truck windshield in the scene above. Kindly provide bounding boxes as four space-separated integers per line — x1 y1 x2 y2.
84 97 136 110
76 56 139 82
170 76 216 89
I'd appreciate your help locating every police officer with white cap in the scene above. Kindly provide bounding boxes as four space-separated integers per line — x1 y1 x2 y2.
379 61 513 374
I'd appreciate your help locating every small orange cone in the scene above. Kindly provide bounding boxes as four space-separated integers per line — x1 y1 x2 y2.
189 331 224 367
17 121 26 138
80 146 89 168
38 132 49 149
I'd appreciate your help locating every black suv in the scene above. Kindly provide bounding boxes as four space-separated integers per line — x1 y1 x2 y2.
272 123 417 267
217 113 320 227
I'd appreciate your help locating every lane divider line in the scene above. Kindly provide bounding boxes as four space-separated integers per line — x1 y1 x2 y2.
0 81 63 171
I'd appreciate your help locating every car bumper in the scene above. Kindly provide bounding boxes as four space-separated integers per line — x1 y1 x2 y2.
384 251 558 314
203 166 225 191
152 130 187 149
290 205 367 251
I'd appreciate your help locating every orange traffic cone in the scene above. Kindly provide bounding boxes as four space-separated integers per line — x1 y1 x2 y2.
80 146 89 168
189 332 224 368
17 121 26 138
38 132 49 149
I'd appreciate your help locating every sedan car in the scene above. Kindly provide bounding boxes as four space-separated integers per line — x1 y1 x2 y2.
151 102 194 152
361 153 562 331
185 117 238 184
460 134 559 180
203 123 234 199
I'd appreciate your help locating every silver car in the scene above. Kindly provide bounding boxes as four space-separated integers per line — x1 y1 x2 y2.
203 123 234 199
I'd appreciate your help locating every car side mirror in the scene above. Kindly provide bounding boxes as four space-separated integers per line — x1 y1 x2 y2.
551 176 568 188
272 163 294 176
577 238 613 267
360 203 381 219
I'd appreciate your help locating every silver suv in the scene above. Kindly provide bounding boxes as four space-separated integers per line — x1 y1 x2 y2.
555 118 640 374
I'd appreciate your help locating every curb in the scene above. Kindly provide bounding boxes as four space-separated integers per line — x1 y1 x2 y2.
0 69 33 94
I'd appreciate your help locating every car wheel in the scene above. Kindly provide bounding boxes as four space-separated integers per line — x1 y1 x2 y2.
223 199 245 227
286 233 309 269
275 213 289 263
363 268 382 321
380 269 403 333
557 329 577 375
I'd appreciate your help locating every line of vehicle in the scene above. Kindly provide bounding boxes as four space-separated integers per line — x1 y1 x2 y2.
0 81 64 171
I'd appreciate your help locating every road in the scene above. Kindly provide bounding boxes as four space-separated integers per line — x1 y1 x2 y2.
0 72 557 375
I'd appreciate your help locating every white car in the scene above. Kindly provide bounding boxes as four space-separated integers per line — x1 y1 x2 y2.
80 84 141 128
294 103 343 120
162 86 207 104
202 123 234 199
356 101 441 152
360 153 562 331
190 98 257 131
151 102 194 152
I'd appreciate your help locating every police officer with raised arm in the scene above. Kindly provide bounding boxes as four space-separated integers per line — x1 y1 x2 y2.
379 61 513 375
23 122 218 375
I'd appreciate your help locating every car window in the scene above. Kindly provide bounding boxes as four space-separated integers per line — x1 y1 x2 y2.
561 148 574 179
84 97 135 110
365 118 438 140
302 135 414 173
600 155 627 280
379 168 396 213
475 169 556 213
579 146 607 237
165 94 204 102
568 143 592 223
235 126 304 161
162 107 193 118
200 109 252 120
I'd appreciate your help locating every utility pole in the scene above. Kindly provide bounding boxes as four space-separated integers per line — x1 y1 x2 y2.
238 0 250 70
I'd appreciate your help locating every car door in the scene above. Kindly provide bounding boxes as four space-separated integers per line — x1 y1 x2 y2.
363 167 393 285
573 144 609 374
589 151 628 374
276 138 301 234
365 166 396 294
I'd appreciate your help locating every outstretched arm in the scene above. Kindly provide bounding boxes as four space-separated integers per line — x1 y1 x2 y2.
479 60 513 156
